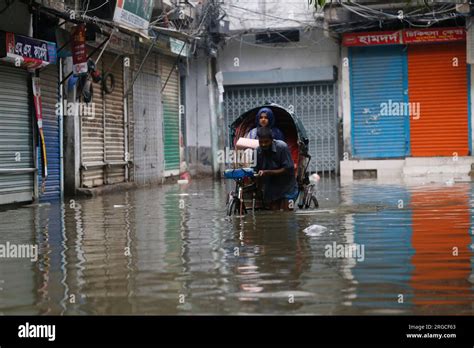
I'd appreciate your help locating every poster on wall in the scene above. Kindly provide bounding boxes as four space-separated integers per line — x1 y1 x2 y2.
113 0 155 36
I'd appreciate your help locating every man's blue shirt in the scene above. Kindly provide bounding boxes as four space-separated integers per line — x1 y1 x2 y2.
254 140 297 203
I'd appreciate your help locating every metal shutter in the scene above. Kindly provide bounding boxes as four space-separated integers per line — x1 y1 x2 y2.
350 46 409 159
0 65 34 204
408 42 469 156
81 49 105 188
38 64 61 201
129 51 160 182
81 52 126 187
103 53 126 184
223 82 338 173
160 56 180 172
133 72 164 185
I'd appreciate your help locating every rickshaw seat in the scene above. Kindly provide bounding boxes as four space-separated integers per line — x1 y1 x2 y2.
224 168 255 179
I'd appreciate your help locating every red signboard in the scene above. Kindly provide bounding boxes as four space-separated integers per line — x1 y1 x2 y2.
403 28 466 44
343 31 402 46
72 24 87 75
343 27 466 47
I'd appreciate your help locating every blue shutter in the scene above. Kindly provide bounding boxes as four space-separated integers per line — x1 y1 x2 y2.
38 65 61 202
350 46 409 158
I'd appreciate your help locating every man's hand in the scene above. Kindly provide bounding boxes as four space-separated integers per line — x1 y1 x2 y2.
258 168 287 177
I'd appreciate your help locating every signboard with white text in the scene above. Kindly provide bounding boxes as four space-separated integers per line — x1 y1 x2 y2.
113 0 154 36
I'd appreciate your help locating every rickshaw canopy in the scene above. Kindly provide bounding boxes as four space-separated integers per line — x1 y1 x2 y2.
229 103 308 146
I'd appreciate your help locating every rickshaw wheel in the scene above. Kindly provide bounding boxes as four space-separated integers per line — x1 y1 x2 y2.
303 185 318 209
227 197 247 216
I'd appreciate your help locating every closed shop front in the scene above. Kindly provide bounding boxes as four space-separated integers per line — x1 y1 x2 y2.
38 64 61 201
345 28 469 160
81 48 105 188
350 45 409 159
0 65 34 204
133 51 164 185
224 82 338 174
103 53 126 184
160 55 180 173
81 51 127 187
408 42 469 156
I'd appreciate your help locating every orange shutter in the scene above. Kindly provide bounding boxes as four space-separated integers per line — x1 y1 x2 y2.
408 42 469 156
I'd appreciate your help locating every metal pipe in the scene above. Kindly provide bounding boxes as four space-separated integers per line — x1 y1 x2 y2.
195 58 198 169
160 38 186 94
59 58 65 201
125 37 157 97
123 57 129 182
102 62 107 185
95 29 116 66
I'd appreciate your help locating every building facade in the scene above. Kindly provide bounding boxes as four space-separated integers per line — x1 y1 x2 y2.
322 0 474 182
185 0 341 176
0 0 195 206
0 0 61 204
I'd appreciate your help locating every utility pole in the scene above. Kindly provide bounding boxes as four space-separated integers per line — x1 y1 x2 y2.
206 0 224 179
207 54 220 178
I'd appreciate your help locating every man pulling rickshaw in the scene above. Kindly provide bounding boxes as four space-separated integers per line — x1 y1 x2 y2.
253 126 299 211
225 103 318 215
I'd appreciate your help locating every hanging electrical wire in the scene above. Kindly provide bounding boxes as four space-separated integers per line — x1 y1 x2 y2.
226 3 320 26
77 0 110 15
326 1 465 33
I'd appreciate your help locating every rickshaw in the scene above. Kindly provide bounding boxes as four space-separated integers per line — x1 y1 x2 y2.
224 103 318 216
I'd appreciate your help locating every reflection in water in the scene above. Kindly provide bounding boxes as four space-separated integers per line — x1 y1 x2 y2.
411 185 472 311
228 213 313 313
35 203 66 315
0 178 472 315
350 185 415 314
0 208 36 315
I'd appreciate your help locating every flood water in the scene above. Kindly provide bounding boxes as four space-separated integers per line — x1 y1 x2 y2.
0 178 473 315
